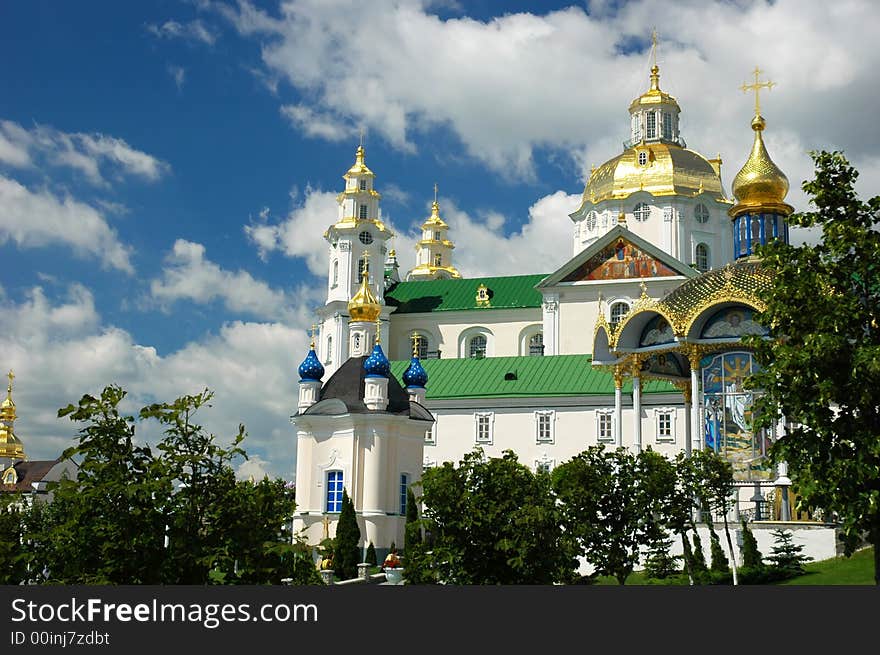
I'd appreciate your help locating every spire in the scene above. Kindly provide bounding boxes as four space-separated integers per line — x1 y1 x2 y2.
408 185 461 280
730 68 792 218
0 370 25 461
629 29 679 114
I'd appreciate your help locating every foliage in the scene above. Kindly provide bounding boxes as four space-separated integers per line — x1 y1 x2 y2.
690 449 738 584
404 486 420 553
706 520 730 574
643 532 681 580
766 529 812 577
553 446 672 585
365 541 377 567
747 150 880 585
5 385 310 585
415 449 575 584
690 530 708 574
740 520 764 570
0 494 43 584
334 488 361 581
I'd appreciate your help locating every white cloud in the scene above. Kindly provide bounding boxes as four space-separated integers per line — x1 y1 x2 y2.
149 238 315 322
244 185 338 275
0 175 134 273
168 65 187 90
280 104 355 142
220 0 880 199
0 118 169 186
1 283 310 479
146 19 218 45
236 455 271 481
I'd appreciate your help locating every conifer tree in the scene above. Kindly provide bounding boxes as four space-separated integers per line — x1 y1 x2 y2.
334 488 361 581
766 529 811 578
740 520 764 570
365 541 377 567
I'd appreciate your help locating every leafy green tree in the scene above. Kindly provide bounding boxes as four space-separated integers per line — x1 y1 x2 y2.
37 386 170 584
691 449 738 585
0 493 43 584
416 449 575 584
748 150 880 584
766 528 811 578
553 445 658 585
334 488 360 580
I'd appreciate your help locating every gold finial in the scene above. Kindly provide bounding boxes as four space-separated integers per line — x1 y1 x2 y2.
6 370 12 396
411 332 420 358
375 315 382 345
740 66 775 117
309 324 318 349
618 209 627 227
639 280 649 298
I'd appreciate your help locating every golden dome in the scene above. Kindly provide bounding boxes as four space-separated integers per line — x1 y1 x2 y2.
1 371 15 423
583 142 724 205
0 425 25 460
629 65 680 112
348 264 382 323
344 145 375 179
730 114 791 217
422 200 449 229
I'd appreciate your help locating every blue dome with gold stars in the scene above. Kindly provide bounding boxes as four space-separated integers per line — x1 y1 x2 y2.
298 348 325 382
364 343 391 378
402 356 428 389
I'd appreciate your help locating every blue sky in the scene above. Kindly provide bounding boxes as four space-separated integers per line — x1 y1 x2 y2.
2 0 879 479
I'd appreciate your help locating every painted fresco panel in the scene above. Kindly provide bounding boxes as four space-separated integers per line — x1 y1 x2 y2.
701 351 773 481
640 314 675 347
701 307 768 339
563 238 679 282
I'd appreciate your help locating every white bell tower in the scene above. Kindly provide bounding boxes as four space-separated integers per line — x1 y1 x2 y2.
317 142 394 379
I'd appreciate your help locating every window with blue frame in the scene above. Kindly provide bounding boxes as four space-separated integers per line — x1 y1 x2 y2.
326 470 344 513
399 473 409 515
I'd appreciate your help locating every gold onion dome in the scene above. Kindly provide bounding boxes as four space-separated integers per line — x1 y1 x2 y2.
348 268 382 323
730 114 791 214
1 373 15 422
423 200 448 229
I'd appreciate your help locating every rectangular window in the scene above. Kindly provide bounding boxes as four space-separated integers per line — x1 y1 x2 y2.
475 412 493 444
359 179 367 191
646 112 656 139
326 470 343 513
433 230 441 241
597 410 614 443
662 112 672 139
425 423 436 445
535 460 554 475
655 408 675 443
536 411 554 443
359 204 368 219
399 473 409 515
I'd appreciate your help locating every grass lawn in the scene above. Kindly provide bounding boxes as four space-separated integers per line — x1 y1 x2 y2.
777 547 874 585
592 547 875 585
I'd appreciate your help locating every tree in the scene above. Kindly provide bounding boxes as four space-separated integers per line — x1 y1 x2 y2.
404 486 420 553
37 386 170 584
706 518 730 577
748 150 880 584
415 449 575 584
334 488 360 581
553 446 661 585
766 529 811 578
740 519 763 570
643 532 680 580
365 542 377 567
691 449 738 585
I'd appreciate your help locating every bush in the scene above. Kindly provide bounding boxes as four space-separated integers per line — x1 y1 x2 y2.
766 529 811 577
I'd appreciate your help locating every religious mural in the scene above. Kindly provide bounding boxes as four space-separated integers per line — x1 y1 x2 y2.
701 351 773 481
701 307 768 339
639 314 675 347
562 238 679 282
642 352 685 377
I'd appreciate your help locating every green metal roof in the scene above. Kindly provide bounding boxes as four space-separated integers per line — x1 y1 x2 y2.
385 274 547 314
390 355 678 400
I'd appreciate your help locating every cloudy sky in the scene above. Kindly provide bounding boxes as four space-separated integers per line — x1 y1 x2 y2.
2 0 878 479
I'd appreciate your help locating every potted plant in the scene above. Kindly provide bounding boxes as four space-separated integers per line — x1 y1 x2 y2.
382 549 404 584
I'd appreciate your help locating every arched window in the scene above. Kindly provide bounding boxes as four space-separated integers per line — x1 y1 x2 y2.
529 333 544 356
633 202 650 222
357 257 369 283
695 243 710 273
610 301 630 328
433 253 442 267
469 335 487 358
586 211 597 231
694 203 709 223
638 151 648 166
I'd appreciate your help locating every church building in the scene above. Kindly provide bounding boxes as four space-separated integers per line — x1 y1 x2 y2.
291 59 811 552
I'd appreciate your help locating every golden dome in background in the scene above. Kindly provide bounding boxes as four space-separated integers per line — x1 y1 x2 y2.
628 65 681 113
583 142 724 205
730 114 791 216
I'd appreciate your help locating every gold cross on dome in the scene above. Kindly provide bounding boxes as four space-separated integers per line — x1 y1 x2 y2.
6 370 13 392
740 66 775 116
411 332 420 357
309 324 318 348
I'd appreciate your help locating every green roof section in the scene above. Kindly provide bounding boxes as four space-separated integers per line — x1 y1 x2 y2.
385 273 548 314
390 355 679 399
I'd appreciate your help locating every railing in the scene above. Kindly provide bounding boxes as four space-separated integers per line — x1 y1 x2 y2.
622 135 687 150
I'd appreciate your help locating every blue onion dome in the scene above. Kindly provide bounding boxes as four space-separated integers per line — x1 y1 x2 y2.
363 343 390 378
298 348 325 382
403 356 428 389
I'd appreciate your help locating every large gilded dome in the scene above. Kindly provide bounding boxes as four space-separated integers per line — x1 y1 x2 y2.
583 142 724 205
